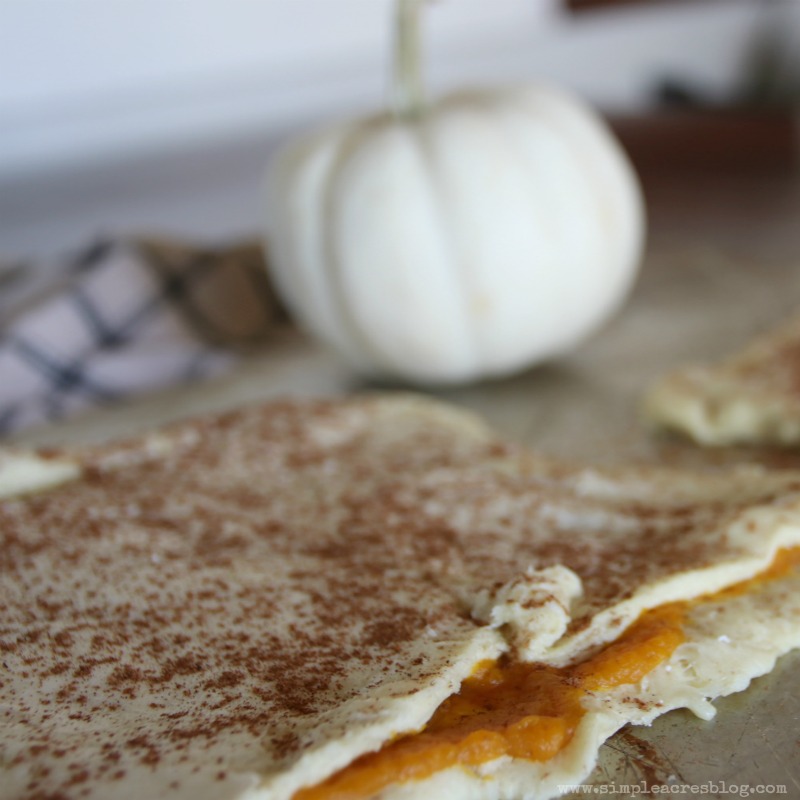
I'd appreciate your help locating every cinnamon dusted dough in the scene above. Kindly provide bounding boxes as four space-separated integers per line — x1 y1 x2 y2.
3 396 800 800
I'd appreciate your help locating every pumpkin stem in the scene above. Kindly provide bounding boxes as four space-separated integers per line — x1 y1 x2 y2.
393 0 427 120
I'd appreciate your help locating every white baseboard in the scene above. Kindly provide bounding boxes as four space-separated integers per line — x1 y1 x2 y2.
1 1 771 178
0 0 786 255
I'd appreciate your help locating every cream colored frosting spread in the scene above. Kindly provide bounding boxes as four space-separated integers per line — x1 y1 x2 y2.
3 396 800 800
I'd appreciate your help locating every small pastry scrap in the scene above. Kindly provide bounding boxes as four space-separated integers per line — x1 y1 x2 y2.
644 313 800 446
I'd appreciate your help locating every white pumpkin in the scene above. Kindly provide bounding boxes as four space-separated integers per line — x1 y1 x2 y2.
265 1 644 384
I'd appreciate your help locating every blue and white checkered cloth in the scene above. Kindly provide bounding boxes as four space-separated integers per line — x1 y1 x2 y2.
0 238 282 436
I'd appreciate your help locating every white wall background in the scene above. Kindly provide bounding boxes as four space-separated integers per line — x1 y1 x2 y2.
0 0 796 255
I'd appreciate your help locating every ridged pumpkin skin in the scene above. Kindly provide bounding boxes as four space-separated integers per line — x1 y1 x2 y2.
265 85 645 384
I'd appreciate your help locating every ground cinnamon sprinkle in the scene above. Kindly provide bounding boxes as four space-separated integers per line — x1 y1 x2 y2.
1 398 795 799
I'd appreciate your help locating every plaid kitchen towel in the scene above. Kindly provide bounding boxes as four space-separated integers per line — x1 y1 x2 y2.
0 237 283 436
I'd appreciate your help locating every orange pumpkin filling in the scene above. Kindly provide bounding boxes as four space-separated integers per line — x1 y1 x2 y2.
296 548 800 800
